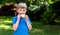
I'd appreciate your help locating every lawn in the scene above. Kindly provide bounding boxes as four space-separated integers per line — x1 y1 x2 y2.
0 16 60 35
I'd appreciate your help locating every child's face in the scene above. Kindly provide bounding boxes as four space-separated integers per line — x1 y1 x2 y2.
16 7 26 14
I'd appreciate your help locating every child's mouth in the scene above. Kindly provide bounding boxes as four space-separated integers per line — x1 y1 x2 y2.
20 14 25 18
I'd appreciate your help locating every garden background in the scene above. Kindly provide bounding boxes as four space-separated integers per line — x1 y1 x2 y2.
0 0 60 35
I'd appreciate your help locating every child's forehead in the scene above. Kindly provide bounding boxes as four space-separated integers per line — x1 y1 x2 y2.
17 7 26 9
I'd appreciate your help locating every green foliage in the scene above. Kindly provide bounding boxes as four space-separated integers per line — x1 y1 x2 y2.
51 1 60 10
28 5 40 12
0 0 13 4
41 8 55 24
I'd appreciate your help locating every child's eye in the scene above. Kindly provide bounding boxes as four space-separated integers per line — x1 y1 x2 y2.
23 10 25 11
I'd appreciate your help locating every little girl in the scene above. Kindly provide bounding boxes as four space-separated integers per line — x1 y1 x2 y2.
12 2 32 35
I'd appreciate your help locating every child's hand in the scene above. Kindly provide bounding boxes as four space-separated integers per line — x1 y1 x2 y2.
25 15 28 20
17 14 21 20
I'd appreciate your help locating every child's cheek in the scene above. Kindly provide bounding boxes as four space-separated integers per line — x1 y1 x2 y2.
24 11 26 13
18 10 22 13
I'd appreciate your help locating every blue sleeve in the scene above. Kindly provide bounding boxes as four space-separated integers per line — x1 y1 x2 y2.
12 16 17 25
28 18 32 24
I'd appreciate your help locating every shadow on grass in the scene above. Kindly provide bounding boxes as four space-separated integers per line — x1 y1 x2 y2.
0 28 13 35
32 21 60 35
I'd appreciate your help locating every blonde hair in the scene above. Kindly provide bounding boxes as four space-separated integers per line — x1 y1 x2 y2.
17 2 27 8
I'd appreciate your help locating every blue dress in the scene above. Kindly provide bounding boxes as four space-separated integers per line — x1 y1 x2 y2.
12 16 32 35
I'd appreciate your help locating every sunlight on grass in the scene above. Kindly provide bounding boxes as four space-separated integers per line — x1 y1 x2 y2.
0 24 12 30
0 20 12 23
29 28 45 35
0 19 13 30
31 28 43 33
3 21 12 23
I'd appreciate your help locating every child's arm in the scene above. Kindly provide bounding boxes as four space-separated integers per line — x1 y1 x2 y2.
12 15 21 31
25 15 32 30
26 20 32 30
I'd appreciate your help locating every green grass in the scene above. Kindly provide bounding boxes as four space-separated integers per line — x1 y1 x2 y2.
0 16 60 35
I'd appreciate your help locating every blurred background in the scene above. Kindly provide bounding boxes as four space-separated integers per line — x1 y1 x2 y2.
0 0 60 35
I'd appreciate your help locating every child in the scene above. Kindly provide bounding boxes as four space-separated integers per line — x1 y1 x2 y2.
12 2 32 35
